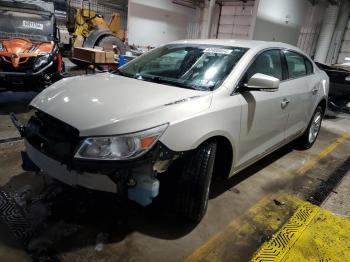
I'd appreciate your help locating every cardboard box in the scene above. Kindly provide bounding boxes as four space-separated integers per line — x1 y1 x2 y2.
73 47 117 64
73 47 106 63
105 51 115 64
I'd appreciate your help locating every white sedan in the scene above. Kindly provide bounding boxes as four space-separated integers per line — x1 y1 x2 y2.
16 39 329 222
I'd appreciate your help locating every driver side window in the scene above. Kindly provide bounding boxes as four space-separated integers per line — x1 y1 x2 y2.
245 50 283 83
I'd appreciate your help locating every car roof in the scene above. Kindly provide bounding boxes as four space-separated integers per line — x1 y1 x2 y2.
169 39 304 54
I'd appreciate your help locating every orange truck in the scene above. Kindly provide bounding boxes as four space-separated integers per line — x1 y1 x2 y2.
0 0 64 87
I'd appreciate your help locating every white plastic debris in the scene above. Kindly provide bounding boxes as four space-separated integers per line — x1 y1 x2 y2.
95 232 108 252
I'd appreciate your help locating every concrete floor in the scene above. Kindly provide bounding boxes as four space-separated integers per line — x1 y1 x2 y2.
322 166 350 216
0 72 350 261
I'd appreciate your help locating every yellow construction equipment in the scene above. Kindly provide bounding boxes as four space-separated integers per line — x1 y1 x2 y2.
64 0 127 64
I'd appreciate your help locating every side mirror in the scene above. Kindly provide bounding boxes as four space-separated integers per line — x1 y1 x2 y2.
246 73 280 91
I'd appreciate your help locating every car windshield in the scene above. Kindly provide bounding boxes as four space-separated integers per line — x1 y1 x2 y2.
0 10 54 42
118 44 248 91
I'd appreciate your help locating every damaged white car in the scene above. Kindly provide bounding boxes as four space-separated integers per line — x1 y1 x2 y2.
12 40 329 222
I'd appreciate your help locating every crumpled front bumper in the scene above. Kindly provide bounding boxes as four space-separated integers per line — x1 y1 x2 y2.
25 139 118 193
12 112 175 206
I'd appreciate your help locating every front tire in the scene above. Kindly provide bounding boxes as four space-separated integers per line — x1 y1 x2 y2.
174 142 217 222
296 106 323 149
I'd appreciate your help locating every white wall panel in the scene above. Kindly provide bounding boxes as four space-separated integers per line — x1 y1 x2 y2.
253 0 307 45
127 0 201 47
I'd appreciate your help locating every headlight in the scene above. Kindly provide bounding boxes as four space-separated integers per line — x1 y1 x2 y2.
34 54 50 69
74 124 168 160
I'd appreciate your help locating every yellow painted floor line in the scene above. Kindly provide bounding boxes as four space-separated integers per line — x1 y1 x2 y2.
185 194 276 262
251 202 319 261
296 132 350 176
185 194 303 262
251 201 350 262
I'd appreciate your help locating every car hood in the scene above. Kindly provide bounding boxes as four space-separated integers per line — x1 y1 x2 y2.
31 73 212 136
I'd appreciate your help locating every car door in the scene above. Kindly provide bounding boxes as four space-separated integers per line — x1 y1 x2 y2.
236 49 289 166
282 51 319 139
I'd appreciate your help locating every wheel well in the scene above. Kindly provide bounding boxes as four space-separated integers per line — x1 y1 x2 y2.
318 99 327 114
205 136 233 180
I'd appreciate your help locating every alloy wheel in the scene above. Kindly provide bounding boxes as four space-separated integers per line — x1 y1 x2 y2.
308 110 322 144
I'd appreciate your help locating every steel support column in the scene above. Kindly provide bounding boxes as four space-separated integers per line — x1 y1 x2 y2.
314 4 340 63
205 0 216 38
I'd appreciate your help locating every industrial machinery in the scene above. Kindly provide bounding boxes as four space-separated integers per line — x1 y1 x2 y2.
58 0 127 64
0 0 65 87
0 0 129 88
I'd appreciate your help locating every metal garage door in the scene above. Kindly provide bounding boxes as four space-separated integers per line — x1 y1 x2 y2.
337 17 350 63
217 1 254 40
297 3 324 58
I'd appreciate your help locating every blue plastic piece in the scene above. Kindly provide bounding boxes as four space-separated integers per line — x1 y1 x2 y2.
119 55 125 66
128 174 160 206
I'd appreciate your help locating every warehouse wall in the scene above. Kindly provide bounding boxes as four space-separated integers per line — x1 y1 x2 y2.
331 0 350 64
127 0 200 47
337 17 350 64
297 2 326 58
253 0 307 45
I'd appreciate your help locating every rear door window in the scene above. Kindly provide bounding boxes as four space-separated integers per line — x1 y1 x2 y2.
284 51 307 78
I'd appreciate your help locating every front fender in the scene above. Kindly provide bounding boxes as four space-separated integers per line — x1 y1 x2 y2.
159 94 242 167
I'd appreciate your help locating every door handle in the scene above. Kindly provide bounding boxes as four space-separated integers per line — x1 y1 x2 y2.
281 98 290 108
311 88 318 95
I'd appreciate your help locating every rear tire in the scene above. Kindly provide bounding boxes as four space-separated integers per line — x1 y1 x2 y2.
295 106 323 149
97 35 126 71
173 142 217 222
97 35 126 56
